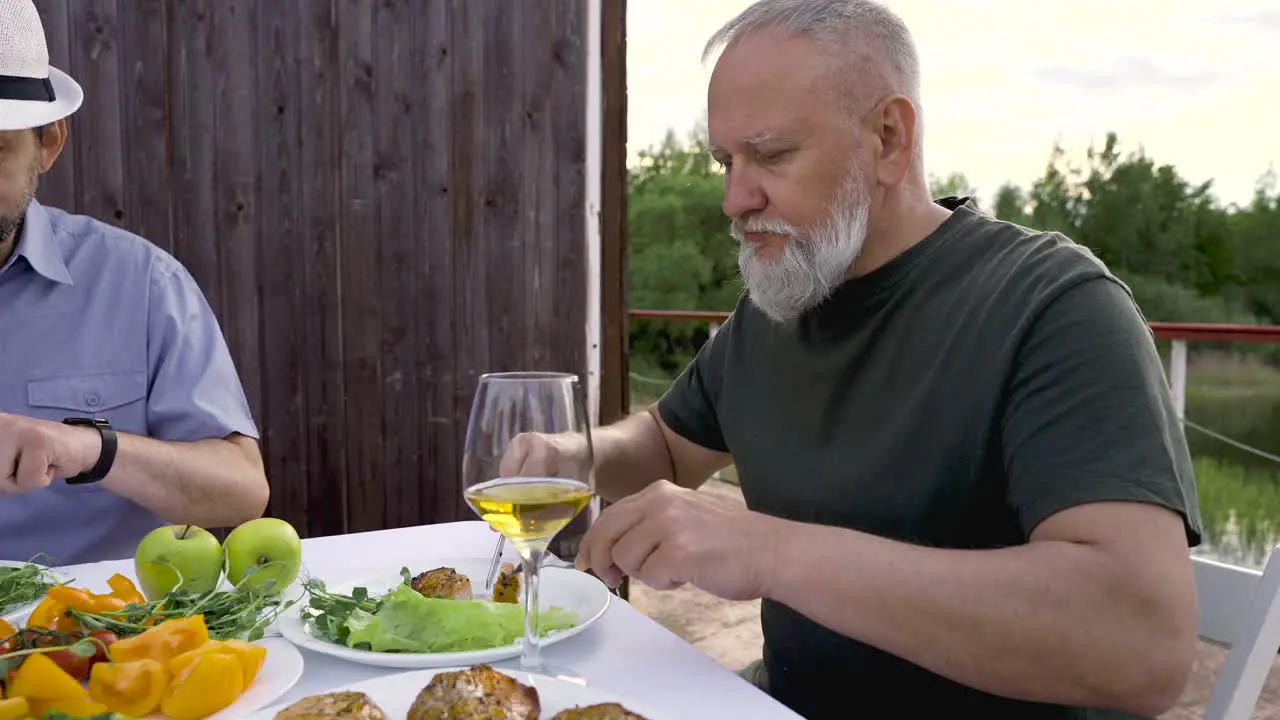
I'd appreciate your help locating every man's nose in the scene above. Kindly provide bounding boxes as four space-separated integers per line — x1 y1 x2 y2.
722 170 766 219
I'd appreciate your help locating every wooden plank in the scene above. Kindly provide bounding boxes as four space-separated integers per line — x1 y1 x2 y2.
517 0 555 374
255 0 308 531
166 0 222 318
66 0 125 227
599 0 629 425
477 0 519 373
550 0 588 380
418 0 457 526
546 0 591 561
298 0 349 538
335 0 384 534
211 0 264 432
372 0 419 529
450 0 484 522
115 0 171 251
33 0 76 209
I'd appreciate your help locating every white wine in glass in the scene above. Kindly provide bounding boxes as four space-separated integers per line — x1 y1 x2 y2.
461 371 595 680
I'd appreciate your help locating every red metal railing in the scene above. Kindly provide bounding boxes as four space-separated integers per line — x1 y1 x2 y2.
630 309 731 323
1147 322 1280 344
630 309 1280 344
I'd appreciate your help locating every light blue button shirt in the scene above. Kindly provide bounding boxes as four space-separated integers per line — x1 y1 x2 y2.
0 199 258 565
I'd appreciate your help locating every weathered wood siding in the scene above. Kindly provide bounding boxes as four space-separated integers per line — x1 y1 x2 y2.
34 0 602 539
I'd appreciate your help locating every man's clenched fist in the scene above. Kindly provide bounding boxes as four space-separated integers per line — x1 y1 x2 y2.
0 412 101 494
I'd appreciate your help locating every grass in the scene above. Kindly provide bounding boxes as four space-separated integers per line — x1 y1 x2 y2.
1182 350 1280 391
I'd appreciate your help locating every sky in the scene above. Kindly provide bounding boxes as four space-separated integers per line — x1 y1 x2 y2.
626 0 1280 209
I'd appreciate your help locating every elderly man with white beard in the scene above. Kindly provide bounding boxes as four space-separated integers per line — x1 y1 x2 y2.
501 1 1201 718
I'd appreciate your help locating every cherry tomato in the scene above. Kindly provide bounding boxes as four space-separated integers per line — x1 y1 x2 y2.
44 647 91 681
86 630 118 665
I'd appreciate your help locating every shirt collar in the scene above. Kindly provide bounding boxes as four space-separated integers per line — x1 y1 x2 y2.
12 199 73 285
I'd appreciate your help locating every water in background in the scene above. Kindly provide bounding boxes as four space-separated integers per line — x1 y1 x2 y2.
1185 385 1280 570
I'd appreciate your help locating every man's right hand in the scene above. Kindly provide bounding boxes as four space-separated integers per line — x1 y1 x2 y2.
498 431 592 479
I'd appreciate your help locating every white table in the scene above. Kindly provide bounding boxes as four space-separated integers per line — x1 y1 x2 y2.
53 520 802 719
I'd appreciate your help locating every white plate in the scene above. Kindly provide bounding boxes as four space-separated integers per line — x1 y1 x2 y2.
0 559 72 625
158 636 305 720
243 665 665 719
278 557 612 668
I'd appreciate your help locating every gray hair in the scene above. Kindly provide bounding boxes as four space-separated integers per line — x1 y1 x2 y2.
703 0 923 150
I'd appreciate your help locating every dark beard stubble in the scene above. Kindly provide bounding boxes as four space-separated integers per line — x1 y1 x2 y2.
0 159 40 247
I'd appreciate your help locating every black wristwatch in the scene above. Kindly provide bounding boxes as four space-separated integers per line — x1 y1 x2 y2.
62 417 118 485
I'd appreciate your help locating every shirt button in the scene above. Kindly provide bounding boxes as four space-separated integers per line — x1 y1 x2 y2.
84 392 100 407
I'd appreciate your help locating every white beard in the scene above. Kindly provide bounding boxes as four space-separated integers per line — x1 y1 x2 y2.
731 163 871 324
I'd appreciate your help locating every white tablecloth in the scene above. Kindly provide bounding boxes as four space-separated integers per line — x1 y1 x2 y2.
52 520 802 719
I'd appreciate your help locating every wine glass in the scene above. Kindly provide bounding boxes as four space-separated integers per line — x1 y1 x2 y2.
461 371 595 681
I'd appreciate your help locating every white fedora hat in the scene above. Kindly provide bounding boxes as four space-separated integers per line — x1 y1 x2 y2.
0 0 82 131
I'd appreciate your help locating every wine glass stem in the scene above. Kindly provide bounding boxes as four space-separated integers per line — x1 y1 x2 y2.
520 547 544 671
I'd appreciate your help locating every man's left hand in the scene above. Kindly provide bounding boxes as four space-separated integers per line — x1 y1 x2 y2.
575 479 784 600
0 412 101 494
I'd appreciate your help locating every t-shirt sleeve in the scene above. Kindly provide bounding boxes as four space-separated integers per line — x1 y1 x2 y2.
656 314 733 453
145 258 261 442
1001 276 1202 546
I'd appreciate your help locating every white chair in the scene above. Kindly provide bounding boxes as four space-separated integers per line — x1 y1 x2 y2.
1198 546 1280 719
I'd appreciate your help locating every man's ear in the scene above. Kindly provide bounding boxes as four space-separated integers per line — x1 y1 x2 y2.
868 95 917 187
36 118 67 173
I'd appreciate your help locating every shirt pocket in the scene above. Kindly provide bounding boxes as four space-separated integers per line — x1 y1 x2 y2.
26 370 148 433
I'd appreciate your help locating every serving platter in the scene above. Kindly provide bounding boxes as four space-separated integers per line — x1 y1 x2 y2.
277 556 612 669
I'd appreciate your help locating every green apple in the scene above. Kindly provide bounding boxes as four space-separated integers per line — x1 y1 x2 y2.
133 525 225 601
223 518 303 595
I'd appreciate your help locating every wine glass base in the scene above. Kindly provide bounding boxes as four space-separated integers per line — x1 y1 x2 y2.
516 661 587 686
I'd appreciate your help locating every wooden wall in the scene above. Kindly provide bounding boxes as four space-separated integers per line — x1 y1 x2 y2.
33 0 623 541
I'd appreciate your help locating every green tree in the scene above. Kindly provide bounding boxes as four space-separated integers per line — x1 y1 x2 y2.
628 128 741 373
928 171 978 201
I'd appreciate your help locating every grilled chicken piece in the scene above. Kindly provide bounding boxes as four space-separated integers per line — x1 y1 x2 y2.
272 691 390 719
407 664 540 720
410 566 474 600
550 703 650 719
492 562 521 604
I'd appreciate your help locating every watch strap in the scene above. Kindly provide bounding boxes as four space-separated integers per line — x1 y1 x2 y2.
62 418 117 485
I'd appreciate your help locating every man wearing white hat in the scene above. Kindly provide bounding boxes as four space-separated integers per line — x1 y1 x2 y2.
0 0 270 564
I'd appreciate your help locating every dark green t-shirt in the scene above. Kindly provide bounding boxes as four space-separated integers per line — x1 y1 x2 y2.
657 197 1201 719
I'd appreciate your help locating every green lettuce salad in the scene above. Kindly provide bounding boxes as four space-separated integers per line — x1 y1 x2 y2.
301 570 579 653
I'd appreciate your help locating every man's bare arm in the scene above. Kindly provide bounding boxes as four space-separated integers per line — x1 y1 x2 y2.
501 404 731 503
763 501 1197 716
90 430 270 528
590 405 732 502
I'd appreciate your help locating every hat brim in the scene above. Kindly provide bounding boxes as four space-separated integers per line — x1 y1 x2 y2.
0 66 83 132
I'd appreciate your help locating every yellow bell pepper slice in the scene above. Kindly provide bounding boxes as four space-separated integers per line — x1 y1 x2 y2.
5 651 90 702
0 618 14 640
24 596 66 630
88 657 169 718
160 653 245 720
0 697 27 720
106 573 147 606
109 614 209 664
169 638 267 688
